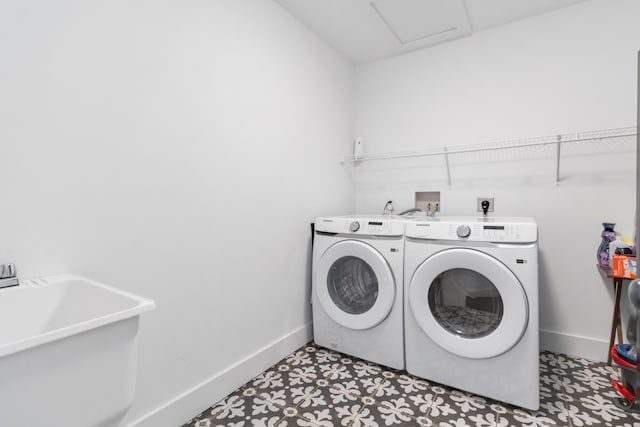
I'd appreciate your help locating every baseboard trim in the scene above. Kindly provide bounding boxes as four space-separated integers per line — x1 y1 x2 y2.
540 329 609 362
128 323 313 427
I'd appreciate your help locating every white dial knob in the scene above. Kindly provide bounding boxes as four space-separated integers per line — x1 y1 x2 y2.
349 221 360 232
457 225 471 238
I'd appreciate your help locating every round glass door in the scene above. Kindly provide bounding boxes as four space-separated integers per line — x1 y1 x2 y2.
327 256 379 315
409 248 528 359
316 240 395 330
429 268 504 339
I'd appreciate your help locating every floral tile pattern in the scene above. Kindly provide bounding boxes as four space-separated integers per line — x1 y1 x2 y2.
183 344 640 427
548 353 640 427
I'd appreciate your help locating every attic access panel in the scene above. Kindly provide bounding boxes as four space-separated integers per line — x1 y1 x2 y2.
370 0 471 45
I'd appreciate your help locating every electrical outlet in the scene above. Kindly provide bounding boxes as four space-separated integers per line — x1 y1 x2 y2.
477 197 494 213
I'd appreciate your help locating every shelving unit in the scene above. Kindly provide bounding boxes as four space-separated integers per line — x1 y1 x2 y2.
343 126 637 185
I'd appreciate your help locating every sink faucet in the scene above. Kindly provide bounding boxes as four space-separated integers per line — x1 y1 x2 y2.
0 263 19 288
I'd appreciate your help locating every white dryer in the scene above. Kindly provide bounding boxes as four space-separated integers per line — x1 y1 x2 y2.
404 217 539 409
313 215 405 370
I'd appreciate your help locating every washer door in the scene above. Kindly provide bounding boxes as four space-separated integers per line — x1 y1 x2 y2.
409 248 528 359
316 240 395 330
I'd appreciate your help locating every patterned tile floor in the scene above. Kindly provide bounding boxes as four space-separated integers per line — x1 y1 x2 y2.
183 343 640 427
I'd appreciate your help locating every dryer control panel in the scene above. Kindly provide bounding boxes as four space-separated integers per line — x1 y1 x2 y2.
406 217 537 243
315 216 404 237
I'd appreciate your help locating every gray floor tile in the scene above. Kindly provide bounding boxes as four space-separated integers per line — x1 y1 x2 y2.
499 407 569 427
312 377 365 408
291 408 336 426
184 386 286 427
423 388 490 425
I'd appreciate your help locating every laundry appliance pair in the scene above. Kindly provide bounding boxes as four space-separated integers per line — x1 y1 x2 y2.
312 214 539 409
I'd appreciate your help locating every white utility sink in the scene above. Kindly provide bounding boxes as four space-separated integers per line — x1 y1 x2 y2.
0 273 155 427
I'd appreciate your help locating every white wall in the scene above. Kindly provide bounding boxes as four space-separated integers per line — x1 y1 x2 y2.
353 0 639 360
0 0 353 424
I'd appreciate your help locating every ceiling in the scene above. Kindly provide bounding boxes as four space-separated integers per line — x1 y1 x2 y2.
273 0 588 64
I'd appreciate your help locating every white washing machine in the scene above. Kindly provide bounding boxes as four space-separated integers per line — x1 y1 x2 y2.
313 215 405 370
404 217 539 409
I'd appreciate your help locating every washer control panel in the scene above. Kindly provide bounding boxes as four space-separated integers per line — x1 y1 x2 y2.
405 217 538 243
315 216 404 237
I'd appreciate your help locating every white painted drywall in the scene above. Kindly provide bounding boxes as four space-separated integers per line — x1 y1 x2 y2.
353 0 639 360
0 0 353 424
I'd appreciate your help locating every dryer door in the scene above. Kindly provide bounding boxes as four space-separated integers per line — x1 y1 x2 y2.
315 240 395 330
409 248 528 359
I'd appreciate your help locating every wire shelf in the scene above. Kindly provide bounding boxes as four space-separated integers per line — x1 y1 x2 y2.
342 126 637 184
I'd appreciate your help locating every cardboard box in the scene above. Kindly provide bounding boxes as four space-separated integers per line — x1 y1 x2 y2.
613 255 637 279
